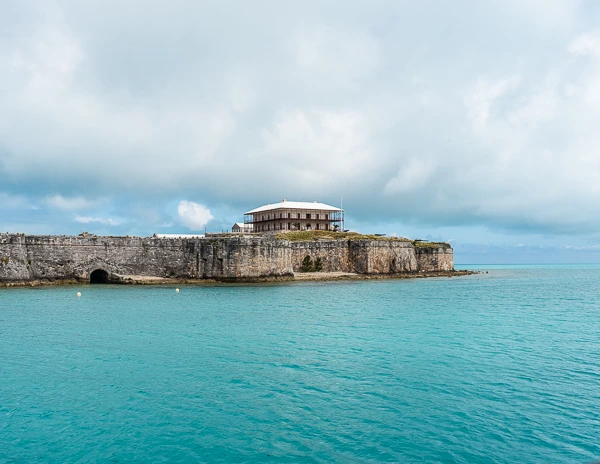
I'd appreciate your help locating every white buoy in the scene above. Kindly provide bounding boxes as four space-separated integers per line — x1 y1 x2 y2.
76 292 81 297
175 288 180 293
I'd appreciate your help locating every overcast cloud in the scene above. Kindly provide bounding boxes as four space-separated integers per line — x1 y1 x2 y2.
1 0 600 262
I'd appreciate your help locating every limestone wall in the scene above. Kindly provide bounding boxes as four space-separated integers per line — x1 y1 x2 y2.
0 233 453 284
291 240 434 274
0 234 293 283
194 236 293 280
290 241 351 272
349 240 418 274
415 246 454 272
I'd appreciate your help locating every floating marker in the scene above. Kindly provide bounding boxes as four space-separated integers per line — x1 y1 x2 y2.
175 288 180 293
76 292 81 297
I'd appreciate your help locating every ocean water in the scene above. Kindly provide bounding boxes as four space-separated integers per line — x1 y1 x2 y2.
1 266 599 463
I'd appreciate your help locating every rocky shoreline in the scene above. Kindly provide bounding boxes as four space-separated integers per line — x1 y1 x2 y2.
0 270 477 288
293 270 476 281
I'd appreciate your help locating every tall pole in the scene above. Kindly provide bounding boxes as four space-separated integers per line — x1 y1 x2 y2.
340 194 344 232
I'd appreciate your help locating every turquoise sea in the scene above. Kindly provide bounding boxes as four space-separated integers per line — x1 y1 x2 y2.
1 265 599 463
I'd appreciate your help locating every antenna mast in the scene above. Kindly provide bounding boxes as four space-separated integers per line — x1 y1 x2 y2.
340 194 344 232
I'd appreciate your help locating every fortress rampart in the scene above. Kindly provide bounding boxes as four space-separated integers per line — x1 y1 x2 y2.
0 233 453 285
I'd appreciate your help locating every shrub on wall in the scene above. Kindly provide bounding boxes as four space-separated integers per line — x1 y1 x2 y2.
314 257 323 272
301 255 314 272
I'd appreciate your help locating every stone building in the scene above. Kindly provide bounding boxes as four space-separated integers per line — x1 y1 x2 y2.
231 223 253 233
244 200 343 233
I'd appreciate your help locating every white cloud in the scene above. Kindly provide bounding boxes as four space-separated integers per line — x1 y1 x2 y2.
0 193 30 210
568 31 600 57
8 26 82 97
384 159 435 195
2 1 600 241
563 244 600 251
74 215 120 226
261 109 376 183
465 76 520 131
44 195 95 211
293 25 381 87
177 201 213 231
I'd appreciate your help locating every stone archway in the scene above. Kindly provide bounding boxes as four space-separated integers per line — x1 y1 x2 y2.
90 269 109 284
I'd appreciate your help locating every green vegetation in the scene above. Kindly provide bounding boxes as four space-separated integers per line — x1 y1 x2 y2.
276 231 449 248
300 255 324 272
276 230 411 242
300 255 314 272
314 257 323 272
412 240 451 248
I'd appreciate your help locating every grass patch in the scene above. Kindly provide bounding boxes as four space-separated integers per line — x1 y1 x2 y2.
276 231 450 248
412 240 451 248
276 230 411 242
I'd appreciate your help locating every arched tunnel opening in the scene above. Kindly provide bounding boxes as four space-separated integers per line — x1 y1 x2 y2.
90 269 109 284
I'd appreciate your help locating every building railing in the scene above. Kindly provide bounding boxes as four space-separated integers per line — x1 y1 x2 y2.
244 213 343 224
244 218 342 225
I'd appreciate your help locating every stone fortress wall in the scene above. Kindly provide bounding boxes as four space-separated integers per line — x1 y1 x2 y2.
289 240 452 273
0 233 453 284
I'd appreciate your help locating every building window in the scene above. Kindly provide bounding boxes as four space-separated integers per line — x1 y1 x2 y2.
262 215 264 221
316 223 320 230
288 213 291 218
280 213 282 219
297 213 300 219
306 224 311 230
316 213 320 219
288 222 291 230
325 214 328 220
280 223 282 229
306 213 311 219
325 224 329 230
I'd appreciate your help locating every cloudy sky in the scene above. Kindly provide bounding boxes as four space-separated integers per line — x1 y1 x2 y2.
1 0 600 263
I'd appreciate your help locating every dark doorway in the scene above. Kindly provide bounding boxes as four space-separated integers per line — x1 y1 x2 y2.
90 269 109 284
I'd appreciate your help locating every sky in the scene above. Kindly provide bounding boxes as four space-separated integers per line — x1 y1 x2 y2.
1 0 600 264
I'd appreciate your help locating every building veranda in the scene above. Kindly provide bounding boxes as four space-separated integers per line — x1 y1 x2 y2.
243 200 343 233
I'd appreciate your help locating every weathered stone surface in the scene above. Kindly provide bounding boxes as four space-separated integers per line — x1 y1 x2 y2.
0 233 454 285
290 240 351 272
349 240 417 274
291 240 445 274
415 246 454 272
0 234 293 283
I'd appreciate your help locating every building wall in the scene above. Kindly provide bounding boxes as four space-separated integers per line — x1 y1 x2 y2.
249 208 340 232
